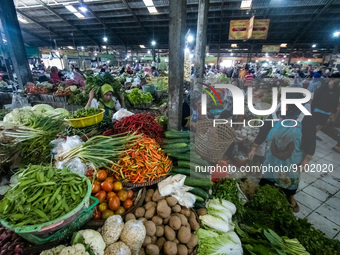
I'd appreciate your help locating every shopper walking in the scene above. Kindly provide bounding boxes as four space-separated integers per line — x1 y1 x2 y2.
244 69 254 87
249 94 316 212
311 79 339 131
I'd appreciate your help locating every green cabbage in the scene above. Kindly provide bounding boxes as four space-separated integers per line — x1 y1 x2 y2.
199 214 234 233
55 108 70 118
197 229 243 255
3 108 34 124
32 104 54 115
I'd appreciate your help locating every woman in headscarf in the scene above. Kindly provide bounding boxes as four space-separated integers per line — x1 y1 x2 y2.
50 66 63 83
249 93 316 212
85 84 122 118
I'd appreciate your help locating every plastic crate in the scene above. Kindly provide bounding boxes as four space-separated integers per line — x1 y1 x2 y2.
65 109 104 128
17 196 99 245
0 178 92 235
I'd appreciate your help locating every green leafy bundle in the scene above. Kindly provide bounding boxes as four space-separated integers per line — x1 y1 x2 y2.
127 88 153 105
242 185 340 255
4 114 65 164
86 72 122 99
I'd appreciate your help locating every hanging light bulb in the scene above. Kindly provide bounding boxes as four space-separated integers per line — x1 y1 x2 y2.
151 40 156 46
103 36 108 42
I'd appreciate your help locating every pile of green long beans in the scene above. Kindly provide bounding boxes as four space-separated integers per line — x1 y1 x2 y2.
57 132 141 169
0 165 88 227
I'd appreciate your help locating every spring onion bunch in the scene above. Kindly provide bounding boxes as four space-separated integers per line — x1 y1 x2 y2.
57 132 141 169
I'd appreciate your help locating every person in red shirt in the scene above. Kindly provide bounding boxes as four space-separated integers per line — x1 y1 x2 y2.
244 69 254 87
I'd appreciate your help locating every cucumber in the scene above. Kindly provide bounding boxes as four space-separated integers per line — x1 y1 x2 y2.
189 187 212 199
164 147 189 154
177 161 196 169
165 131 191 139
163 143 188 150
194 202 206 209
163 138 190 144
172 167 210 179
195 195 205 203
167 153 190 161
184 177 214 187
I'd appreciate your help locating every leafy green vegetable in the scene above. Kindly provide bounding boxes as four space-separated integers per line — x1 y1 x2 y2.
197 228 243 255
127 88 153 105
69 108 102 119
85 72 122 99
212 178 245 219
242 185 340 255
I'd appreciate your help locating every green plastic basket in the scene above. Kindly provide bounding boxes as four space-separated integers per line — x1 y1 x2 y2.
0 178 92 235
17 196 98 245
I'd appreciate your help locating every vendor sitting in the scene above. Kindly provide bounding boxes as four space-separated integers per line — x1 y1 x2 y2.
85 84 122 118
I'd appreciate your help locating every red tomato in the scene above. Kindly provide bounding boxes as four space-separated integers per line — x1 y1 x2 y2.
97 170 108 181
106 191 116 200
105 177 114 183
108 196 120 211
93 208 101 220
91 183 101 194
127 190 134 199
102 210 114 219
85 169 95 177
99 203 108 212
123 199 133 210
101 181 114 192
115 206 126 215
113 181 123 192
95 190 107 203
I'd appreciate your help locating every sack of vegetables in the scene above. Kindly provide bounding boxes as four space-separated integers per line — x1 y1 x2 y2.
65 108 104 128
0 165 91 236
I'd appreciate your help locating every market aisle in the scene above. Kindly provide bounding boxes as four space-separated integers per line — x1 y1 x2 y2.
295 131 340 240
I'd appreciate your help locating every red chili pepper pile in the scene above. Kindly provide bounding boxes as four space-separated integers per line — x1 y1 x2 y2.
115 114 164 143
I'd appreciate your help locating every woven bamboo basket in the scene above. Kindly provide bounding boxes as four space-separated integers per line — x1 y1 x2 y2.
195 119 236 162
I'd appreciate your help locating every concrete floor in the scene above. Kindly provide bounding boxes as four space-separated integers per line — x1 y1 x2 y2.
295 131 340 240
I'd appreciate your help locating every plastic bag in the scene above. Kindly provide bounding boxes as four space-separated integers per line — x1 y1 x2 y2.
112 108 134 121
158 175 196 208
52 136 87 175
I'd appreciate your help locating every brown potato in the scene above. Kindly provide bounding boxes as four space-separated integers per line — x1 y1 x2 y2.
163 216 171 225
188 212 200 231
177 227 191 244
145 189 155 203
197 208 207 216
166 197 178 207
156 237 166 250
145 201 157 210
125 213 136 221
180 207 191 218
169 216 181 230
186 234 198 249
164 225 176 241
145 221 157 236
156 225 164 237
188 248 193 255
173 213 188 226
152 189 163 202
143 236 152 247
145 207 156 219
146 244 159 255
152 215 163 225
151 235 157 244
139 248 146 255
173 239 179 244
157 199 171 218
135 207 145 218
164 241 177 255
139 217 147 224
177 244 188 255
172 205 181 213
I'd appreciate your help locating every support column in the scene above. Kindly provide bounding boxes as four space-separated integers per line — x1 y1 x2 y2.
168 0 186 130
0 30 14 81
194 0 209 78
0 0 33 88
288 45 294 65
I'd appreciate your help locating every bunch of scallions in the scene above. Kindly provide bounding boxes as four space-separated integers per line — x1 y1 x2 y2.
57 132 141 170
4 115 65 164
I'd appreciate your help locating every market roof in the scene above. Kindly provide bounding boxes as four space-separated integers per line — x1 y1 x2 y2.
4 0 340 50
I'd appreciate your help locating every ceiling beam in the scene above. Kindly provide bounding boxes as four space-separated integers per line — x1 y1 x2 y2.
21 27 51 45
120 0 149 42
293 0 337 43
34 0 100 46
16 9 73 44
78 0 125 45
